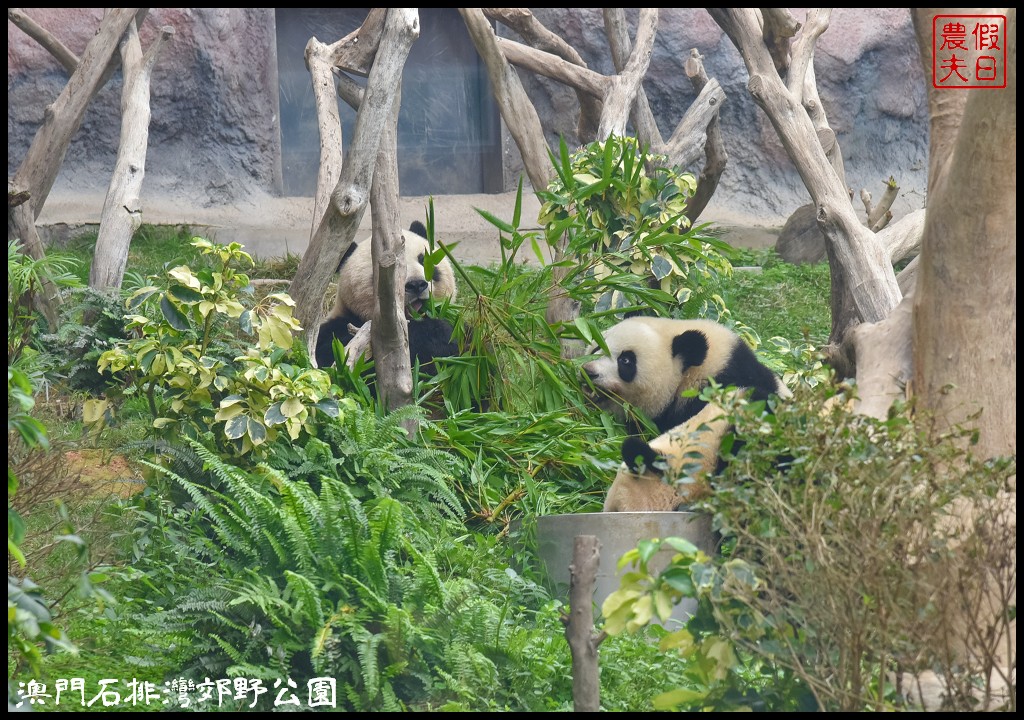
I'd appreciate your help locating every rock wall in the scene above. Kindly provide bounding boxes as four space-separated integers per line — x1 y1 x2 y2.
510 8 929 223
8 8 928 228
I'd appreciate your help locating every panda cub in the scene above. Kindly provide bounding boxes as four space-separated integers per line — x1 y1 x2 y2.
583 316 790 513
603 400 735 512
582 316 788 434
315 220 459 372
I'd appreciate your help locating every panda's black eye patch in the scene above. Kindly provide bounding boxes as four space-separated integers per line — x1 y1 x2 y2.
417 253 425 266
617 350 637 382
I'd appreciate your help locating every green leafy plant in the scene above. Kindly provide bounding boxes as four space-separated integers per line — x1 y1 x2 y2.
95 237 340 455
604 384 1017 711
8 244 82 682
8 240 81 368
538 135 736 319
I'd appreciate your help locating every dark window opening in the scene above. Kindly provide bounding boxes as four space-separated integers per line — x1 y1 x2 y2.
276 8 503 197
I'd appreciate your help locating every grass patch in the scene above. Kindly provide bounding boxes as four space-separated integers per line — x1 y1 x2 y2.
723 247 832 345
60 226 211 286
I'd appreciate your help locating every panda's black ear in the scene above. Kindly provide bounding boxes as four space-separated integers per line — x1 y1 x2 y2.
672 330 709 370
409 220 428 239
622 436 660 473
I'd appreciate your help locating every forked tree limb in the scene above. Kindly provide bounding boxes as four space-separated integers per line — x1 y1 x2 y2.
290 9 419 357
460 7 553 195
760 7 801 74
603 8 664 150
485 7 603 142
8 8 143 328
597 8 658 139
710 7 901 324
656 78 726 171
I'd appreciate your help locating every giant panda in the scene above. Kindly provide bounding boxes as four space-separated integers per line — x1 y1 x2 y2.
603 401 734 512
581 316 789 435
315 220 460 372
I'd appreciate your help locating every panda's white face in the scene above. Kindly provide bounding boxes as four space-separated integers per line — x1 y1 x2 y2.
582 316 757 430
582 318 682 422
331 226 457 322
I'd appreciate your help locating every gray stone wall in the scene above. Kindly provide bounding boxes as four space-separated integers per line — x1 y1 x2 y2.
509 8 929 221
8 8 928 227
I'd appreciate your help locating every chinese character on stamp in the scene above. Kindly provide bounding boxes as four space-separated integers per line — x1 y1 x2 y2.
933 14 1007 89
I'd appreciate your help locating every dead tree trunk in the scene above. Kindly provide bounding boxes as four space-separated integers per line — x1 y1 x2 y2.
708 8 902 326
289 9 418 359
369 88 415 421
465 9 728 354
562 535 606 712
7 8 144 328
90 19 173 291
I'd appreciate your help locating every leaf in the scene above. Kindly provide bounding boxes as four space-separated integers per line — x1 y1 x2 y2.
315 398 340 417
651 254 673 280
224 414 248 440
281 397 304 418
126 286 160 310
264 401 286 426
167 284 203 303
160 295 191 331
652 687 707 711
82 398 109 425
248 418 268 445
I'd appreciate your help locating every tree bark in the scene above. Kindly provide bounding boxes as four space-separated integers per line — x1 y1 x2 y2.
709 8 901 325
90 20 173 290
7 8 80 74
459 8 553 195
7 8 143 328
683 49 728 224
304 8 387 238
290 9 418 358
369 89 414 420
485 8 603 143
913 9 1016 459
603 8 664 150
8 8 142 223
564 535 604 712
597 8 659 140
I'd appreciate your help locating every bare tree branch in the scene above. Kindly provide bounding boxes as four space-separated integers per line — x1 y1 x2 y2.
493 36 607 97
325 7 386 76
460 8 553 194
7 8 79 73
603 8 664 149
485 7 603 142
564 535 604 712
709 7 901 324
598 8 658 139
867 176 899 228
91 20 173 290
683 49 729 224
370 87 414 417
9 8 141 221
760 8 801 74
656 78 726 171
290 8 419 357
8 8 142 328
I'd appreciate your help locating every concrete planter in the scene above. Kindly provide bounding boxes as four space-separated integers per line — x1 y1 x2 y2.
527 511 718 627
